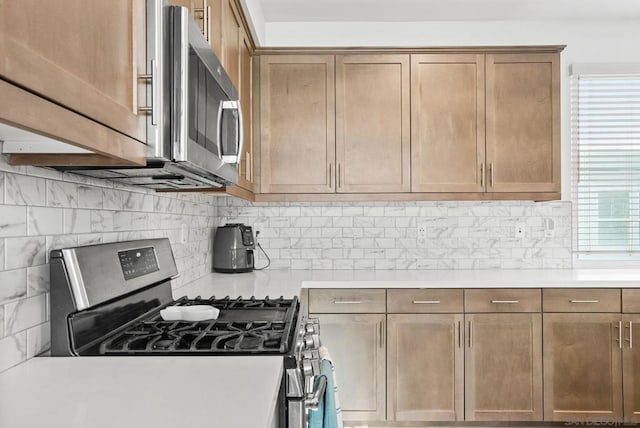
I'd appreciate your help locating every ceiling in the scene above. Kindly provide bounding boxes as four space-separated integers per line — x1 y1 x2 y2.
259 0 640 22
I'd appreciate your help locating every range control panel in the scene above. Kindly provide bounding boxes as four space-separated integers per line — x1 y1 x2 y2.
118 247 159 280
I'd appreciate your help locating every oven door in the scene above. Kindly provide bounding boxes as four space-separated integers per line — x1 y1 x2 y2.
170 6 242 184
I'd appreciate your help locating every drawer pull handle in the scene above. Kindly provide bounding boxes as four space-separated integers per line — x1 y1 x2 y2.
491 300 519 304
570 300 599 304
413 300 441 304
626 321 633 349
333 300 361 304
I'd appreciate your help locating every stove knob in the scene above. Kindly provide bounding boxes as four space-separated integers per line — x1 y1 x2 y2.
305 323 319 334
302 359 313 377
302 350 313 360
303 334 320 350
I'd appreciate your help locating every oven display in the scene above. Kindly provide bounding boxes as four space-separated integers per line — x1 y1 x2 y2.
118 247 159 280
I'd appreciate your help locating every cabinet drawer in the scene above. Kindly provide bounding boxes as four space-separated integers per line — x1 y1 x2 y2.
308 289 386 313
623 289 640 313
465 289 541 312
543 289 621 312
387 289 463 313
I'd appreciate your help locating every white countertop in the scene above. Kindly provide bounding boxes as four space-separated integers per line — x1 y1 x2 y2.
176 269 640 299
0 356 283 428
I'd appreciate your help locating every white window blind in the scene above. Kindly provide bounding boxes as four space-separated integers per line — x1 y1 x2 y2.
571 72 640 259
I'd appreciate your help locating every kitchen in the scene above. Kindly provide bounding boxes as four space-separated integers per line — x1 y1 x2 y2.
0 0 639 427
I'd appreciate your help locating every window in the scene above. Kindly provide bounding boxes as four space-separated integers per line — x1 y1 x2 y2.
571 67 640 260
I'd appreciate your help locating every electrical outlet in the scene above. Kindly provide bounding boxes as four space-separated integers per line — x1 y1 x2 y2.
417 223 427 240
544 218 555 238
514 222 526 239
254 222 264 236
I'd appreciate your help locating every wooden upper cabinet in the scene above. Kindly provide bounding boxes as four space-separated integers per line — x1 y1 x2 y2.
236 28 253 190
335 55 410 193
486 53 560 193
259 55 335 193
0 0 147 143
387 314 464 422
465 313 543 421
221 0 241 89
411 54 485 193
543 313 623 422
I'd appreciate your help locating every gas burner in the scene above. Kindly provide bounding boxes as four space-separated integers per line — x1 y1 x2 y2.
98 298 297 355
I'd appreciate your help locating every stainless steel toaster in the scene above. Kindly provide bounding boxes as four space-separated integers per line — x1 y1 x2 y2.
213 223 255 273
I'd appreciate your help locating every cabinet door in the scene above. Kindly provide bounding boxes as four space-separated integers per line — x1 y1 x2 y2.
0 0 147 142
624 315 640 423
236 28 253 191
387 314 464 421
221 0 241 89
411 54 485 193
465 313 542 421
543 313 623 421
335 55 410 193
260 55 335 193
486 53 560 193
311 313 386 421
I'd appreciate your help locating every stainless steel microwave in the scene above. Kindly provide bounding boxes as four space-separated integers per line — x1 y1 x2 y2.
57 0 242 190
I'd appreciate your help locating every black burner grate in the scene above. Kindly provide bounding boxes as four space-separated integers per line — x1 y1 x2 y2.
99 296 298 355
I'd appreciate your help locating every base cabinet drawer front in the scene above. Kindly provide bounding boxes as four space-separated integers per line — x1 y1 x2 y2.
465 289 541 312
387 314 464 421
624 315 640 423
623 289 640 313
465 313 542 421
543 289 621 313
308 289 386 313
387 289 463 313
311 313 386 421
543 313 623 422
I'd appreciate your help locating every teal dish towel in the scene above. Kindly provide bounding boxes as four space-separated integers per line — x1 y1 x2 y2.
307 375 326 428
320 358 341 428
308 359 342 428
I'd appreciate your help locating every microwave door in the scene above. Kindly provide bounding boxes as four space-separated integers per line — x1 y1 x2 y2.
218 100 243 164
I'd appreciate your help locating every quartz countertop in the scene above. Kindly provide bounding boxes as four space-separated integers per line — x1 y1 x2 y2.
175 269 640 299
0 356 283 428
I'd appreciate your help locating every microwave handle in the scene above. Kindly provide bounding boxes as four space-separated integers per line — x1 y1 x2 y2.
218 100 242 164
236 100 244 166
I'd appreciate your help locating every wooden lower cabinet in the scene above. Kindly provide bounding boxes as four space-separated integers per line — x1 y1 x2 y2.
543 313 623 422
387 314 464 421
465 313 542 421
624 315 640 423
310 313 386 421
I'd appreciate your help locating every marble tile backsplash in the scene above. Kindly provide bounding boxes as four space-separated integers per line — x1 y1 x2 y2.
0 156 218 372
217 197 572 271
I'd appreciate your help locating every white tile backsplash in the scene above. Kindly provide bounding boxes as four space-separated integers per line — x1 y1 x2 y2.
0 332 26 372
5 237 46 269
5 174 46 206
217 198 573 270
4 294 47 335
0 157 218 372
28 206 64 236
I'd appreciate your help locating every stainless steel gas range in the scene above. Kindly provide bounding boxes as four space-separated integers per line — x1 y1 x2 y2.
49 238 324 428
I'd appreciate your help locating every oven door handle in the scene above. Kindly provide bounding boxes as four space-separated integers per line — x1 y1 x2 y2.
304 375 327 412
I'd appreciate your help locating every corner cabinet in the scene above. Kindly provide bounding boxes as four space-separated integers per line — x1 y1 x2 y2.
0 0 148 165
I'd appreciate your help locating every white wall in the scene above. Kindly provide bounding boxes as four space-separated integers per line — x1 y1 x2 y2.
263 20 640 200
